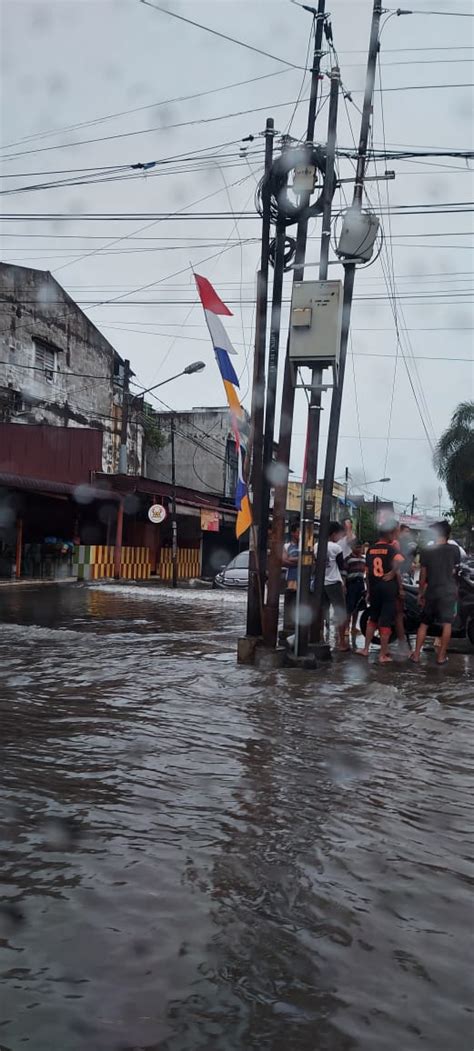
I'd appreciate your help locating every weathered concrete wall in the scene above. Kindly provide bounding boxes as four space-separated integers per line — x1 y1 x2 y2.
0 263 143 474
145 408 236 497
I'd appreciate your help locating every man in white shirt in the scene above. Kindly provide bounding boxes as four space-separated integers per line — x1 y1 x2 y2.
314 521 348 650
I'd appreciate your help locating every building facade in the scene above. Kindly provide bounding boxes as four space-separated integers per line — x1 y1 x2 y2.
0 266 241 583
0 262 143 473
145 407 240 499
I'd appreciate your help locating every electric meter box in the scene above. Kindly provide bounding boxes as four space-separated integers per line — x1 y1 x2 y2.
289 280 343 366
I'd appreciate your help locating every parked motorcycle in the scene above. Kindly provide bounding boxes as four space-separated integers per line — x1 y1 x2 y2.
360 564 474 647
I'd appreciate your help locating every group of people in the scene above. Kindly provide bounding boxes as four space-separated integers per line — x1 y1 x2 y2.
283 514 465 666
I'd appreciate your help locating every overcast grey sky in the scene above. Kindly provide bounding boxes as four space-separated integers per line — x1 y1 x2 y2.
1 0 473 514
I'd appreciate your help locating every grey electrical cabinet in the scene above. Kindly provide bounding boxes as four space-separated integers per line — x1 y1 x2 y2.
288 280 343 366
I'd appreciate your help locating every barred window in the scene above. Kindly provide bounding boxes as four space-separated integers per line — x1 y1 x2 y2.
34 339 56 382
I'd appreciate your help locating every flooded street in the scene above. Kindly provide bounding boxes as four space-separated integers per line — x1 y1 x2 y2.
0 582 472 1051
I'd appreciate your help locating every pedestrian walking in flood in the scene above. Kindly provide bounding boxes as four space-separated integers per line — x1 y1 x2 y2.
359 524 405 664
410 520 461 666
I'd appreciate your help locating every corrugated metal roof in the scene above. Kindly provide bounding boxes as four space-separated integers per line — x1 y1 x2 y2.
0 472 120 501
93 472 237 516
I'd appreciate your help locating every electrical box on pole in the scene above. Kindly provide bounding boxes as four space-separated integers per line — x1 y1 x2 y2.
336 206 379 262
288 280 343 369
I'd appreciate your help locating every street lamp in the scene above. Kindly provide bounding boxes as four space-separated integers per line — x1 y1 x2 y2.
119 360 206 473
129 359 206 406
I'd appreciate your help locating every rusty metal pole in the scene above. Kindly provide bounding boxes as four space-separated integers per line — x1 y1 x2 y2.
263 0 327 648
246 117 274 637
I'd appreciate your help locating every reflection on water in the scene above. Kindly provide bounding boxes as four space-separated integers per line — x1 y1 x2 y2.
0 583 473 1051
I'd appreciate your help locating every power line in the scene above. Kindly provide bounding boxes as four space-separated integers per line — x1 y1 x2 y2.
51 169 253 278
339 45 474 52
0 359 113 380
0 70 290 153
393 7 474 16
138 0 308 70
2 84 472 161
2 205 473 221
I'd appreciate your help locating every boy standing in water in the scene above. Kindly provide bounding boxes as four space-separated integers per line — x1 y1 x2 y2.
410 520 460 666
359 524 404 664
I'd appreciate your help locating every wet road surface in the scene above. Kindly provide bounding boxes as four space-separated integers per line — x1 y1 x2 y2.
0 582 473 1051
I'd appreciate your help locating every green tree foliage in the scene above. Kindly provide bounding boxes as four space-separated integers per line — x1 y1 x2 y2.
434 401 474 526
356 503 377 545
141 402 165 451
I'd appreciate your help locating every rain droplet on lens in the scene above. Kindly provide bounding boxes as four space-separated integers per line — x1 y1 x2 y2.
42 816 81 850
0 902 25 935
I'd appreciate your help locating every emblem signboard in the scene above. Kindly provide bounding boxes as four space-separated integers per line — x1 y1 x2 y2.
148 504 167 524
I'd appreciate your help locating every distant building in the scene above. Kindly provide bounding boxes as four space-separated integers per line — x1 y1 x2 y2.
286 479 356 522
146 406 241 499
0 261 142 473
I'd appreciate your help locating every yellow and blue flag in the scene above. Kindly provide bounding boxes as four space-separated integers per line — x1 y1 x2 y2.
194 273 252 538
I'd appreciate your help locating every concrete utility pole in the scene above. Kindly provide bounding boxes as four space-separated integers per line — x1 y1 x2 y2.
344 466 349 505
246 118 275 638
263 0 327 648
118 358 130 474
311 0 383 645
411 493 417 516
294 65 340 657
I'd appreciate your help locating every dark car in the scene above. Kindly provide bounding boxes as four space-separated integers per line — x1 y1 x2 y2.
214 550 249 589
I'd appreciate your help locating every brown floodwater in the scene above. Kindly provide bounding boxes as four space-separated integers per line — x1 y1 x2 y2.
0 582 472 1051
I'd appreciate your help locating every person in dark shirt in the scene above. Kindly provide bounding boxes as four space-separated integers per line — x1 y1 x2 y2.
359 525 404 663
410 520 460 665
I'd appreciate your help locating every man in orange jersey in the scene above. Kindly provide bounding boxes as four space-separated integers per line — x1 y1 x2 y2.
359 524 405 663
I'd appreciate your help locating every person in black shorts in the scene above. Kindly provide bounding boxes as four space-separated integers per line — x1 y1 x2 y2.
410 520 461 666
359 524 404 663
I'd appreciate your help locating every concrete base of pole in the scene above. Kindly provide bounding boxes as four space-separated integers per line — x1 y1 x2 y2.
237 638 287 668
237 636 260 665
255 645 287 670
284 641 332 669
312 642 332 662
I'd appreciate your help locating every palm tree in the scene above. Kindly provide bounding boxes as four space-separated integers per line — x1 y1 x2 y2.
434 401 474 530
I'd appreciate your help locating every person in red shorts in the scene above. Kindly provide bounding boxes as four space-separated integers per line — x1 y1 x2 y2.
359 524 404 664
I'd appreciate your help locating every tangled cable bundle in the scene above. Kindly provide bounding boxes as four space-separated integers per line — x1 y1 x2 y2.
268 235 297 271
255 144 336 227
